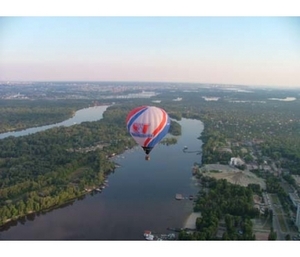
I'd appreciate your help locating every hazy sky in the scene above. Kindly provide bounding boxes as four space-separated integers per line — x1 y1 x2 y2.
1 16 300 87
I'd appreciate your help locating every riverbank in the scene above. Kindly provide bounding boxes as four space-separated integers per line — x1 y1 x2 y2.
0 187 97 229
183 212 201 229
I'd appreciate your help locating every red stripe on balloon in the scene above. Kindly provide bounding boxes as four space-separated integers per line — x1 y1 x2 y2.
143 108 166 147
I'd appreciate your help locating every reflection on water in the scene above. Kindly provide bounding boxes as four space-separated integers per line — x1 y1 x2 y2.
0 116 204 240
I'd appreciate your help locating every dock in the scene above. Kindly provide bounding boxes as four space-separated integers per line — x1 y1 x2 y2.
144 230 176 241
175 194 194 200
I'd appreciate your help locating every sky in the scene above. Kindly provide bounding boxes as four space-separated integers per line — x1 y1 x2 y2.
1 4 300 88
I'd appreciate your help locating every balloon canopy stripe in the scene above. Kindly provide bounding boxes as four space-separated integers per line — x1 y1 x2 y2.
125 105 147 124
145 116 170 148
143 108 167 147
126 106 148 132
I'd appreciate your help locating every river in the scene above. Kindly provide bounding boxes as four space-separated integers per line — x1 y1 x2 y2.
0 105 109 139
0 106 203 240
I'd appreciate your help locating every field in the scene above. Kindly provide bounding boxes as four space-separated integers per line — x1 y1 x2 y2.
200 164 266 189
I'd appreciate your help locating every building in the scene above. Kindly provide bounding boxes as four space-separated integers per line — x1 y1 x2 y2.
289 193 300 231
289 192 300 208
229 157 244 166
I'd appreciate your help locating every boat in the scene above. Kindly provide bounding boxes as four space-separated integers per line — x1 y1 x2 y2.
145 234 154 240
175 194 184 200
144 230 154 240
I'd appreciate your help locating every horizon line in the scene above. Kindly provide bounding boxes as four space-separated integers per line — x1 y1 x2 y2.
1 80 299 89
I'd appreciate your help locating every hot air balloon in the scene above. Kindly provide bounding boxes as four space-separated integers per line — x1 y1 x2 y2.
126 106 170 160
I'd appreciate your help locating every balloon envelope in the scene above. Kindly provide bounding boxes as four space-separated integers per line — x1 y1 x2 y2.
126 106 170 155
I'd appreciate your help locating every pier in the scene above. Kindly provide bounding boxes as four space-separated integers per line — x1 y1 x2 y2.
175 194 195 200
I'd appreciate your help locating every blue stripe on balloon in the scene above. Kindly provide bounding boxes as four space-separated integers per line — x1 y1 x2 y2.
146 116 170 148
127 106 148 132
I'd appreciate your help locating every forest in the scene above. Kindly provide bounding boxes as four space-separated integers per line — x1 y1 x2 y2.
0 99 91 133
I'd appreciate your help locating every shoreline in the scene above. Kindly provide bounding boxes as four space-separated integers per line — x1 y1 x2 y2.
183 212 201 229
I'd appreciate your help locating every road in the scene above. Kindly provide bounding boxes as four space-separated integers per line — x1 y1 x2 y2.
267 193 285 240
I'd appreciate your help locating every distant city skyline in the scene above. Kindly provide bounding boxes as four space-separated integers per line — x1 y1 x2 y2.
1 17 300 88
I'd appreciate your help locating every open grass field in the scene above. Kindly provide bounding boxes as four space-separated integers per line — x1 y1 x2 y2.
200 164 266 189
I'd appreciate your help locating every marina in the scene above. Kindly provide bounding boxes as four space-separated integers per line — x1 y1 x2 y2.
143 226 198 240
143 230 176 241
